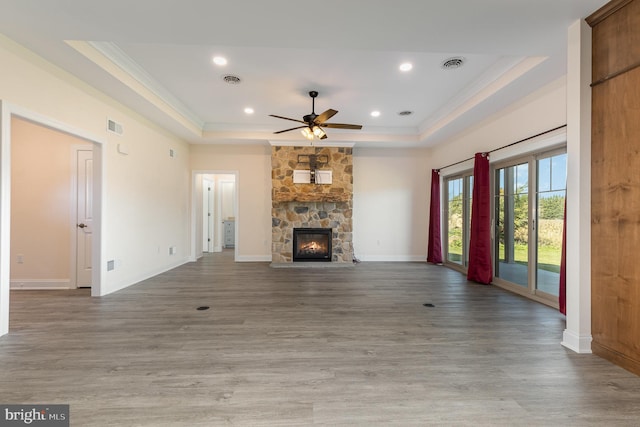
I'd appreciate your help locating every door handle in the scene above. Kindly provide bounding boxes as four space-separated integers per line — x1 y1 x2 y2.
77 223 88 228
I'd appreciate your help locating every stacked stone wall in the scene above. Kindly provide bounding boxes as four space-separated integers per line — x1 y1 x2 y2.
271 146 353 263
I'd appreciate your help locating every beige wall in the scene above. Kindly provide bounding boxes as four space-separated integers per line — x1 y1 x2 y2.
10 117 90 286
191 143 433 262
353 147 430 261
190 144 272 261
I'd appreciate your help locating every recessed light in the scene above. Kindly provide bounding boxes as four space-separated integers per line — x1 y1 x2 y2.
399 62 413 72
213 56 228 66
370 111 381 117
244 107 254 114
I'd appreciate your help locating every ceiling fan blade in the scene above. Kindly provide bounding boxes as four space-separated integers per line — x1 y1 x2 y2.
321 123 363 130
274 126 307 134
314 109 338 124
269 114 306 124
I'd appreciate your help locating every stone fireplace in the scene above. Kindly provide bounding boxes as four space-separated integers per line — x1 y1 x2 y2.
271 145 353 264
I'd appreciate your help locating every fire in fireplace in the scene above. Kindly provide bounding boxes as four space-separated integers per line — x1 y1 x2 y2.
293 228 332 262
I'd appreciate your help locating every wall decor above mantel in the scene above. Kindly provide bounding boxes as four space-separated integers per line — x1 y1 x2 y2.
293 170 332 185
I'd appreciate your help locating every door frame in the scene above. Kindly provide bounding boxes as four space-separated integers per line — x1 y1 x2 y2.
71 145 94 288
491 148 566 309
190 170 239 262
0 101 104 336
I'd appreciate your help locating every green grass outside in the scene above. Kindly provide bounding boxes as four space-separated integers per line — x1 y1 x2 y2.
447 239 561 273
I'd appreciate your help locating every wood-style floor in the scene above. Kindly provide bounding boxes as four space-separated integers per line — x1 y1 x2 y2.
2 251 640 426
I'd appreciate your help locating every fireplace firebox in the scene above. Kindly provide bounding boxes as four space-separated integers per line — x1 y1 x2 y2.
293 228 332 262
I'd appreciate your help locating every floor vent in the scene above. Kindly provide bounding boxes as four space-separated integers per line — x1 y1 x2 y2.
423 303 435 307
196 306 210 311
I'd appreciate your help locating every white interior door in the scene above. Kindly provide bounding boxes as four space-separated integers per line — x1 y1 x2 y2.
202 178 214 252
76 149 93 287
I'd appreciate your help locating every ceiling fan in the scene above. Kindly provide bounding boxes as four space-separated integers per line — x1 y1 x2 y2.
270 91 362 140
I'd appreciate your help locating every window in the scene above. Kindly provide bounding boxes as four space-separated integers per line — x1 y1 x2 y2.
444 174 473 268
535 152 567 297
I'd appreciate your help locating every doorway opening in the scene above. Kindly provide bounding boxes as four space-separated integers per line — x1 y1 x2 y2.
192 171 238 261
1 103 104 337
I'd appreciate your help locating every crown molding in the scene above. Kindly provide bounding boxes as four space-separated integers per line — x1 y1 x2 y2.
269 140 355 148
586 0 634 27
66 40 204 135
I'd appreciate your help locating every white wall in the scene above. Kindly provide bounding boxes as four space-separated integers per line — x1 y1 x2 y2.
190 144 272 261
0 34 191 300
353 147 430 261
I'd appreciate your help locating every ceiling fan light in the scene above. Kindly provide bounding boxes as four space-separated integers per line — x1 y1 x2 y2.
312 126 325 138
301 128 314 140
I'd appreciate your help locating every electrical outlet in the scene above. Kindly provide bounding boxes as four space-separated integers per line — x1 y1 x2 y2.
107 260 115 271
169 246 177 255
17 254 24 264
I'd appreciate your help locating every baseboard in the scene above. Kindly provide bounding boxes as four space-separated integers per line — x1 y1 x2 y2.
11 279 72 290
561 329 593 353
236 255 271 262
592 341 640 377
99 257 190 296
356 255 426 262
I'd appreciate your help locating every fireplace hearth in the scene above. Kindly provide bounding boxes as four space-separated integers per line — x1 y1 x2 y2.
293 228 332 262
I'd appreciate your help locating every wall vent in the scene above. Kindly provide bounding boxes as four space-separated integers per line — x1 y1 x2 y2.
107 119 123 135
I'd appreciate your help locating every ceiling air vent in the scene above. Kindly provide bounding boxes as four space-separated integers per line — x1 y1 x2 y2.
222 74 242 85
398 111 413 116
107 119 123 135
441 57 465 70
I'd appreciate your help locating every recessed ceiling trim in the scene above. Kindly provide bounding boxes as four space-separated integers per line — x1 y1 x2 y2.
202 122 419 136
418 55 547 142
66 40 204 136
269 140 355 148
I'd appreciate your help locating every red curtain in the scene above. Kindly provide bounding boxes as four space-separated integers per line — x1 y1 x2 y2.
559 198 567 315
427 169 443 264
467 153 493 284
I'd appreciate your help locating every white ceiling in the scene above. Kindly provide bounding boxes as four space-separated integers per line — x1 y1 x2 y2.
0 0 606 148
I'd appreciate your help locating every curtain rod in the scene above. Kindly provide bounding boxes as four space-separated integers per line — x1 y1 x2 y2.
436 124 567 172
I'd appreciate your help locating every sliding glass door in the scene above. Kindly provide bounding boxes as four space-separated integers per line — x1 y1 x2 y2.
445 174 473 268
535 152 567 296
493 150 566 303
494 162 529 287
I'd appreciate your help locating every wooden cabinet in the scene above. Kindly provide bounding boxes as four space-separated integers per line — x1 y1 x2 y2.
223 220 235 248
588 0 640 376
